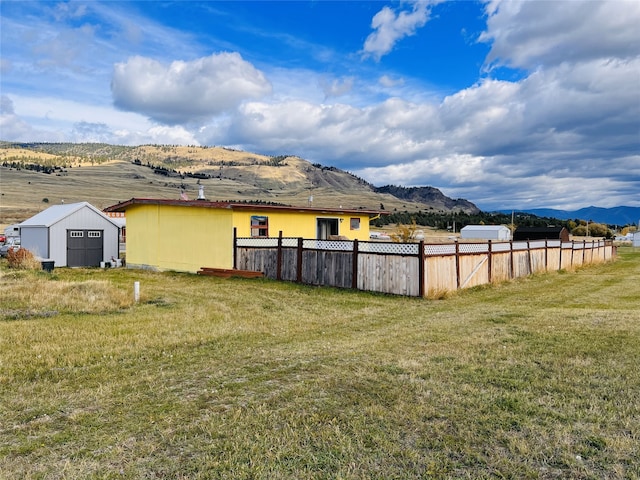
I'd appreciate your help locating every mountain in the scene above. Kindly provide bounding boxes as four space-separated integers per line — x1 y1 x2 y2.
499 206 640 226
0 142 479 225
374 185 480 214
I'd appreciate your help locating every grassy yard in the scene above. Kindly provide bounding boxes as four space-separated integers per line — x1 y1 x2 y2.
1 249 638 479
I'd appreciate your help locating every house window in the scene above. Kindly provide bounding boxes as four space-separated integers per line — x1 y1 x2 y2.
88 231 101 238
250 216 269 237
350 218 360 230
70 231 83 238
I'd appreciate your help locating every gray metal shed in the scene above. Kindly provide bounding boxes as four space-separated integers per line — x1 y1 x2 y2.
19 202 120 267
460 225 511 241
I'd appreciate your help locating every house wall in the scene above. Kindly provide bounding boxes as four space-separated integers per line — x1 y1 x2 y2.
124 204 373 273
125 204 234 272
231 210 371 240
49 208 119 266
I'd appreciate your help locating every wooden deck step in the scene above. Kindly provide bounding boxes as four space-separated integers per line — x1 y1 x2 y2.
197 267 264 279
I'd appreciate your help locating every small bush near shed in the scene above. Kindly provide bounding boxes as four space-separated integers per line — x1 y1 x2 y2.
6 248 41 270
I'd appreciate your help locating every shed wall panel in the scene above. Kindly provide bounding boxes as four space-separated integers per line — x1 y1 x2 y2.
19 227 49 260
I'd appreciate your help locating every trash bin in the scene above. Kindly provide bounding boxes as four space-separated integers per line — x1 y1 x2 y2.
41 260 55 272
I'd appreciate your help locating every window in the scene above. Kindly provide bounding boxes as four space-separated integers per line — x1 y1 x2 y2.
70 231 83 238
350 218 360 230
88 231 101 238
250 216 269 237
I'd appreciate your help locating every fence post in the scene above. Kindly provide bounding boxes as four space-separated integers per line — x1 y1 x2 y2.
296 237 303 283
527 240 532 275
352 239 359 290
233 227 237 270
419 240 425 297
559 240 563 271
510 241 515 279
276 231 283 281
583 240 586 265
487 240 492 284
455 240 461 289
544 240 548 271
570 240 575 267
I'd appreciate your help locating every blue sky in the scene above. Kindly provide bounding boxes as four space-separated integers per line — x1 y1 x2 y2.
1 0 639 211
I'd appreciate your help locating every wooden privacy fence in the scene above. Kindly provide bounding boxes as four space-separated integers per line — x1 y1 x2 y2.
234 232 615 297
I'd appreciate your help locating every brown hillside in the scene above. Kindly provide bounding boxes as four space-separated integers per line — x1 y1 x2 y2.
0 142 478 227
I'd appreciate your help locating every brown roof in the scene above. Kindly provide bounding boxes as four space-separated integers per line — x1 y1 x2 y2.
104 198 384 216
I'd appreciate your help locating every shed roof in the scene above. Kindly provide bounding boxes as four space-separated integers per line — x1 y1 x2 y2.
460 225 510 231
19 202 120 228
104 198 384 216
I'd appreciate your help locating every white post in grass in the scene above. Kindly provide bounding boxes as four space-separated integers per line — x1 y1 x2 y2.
134 281 140 303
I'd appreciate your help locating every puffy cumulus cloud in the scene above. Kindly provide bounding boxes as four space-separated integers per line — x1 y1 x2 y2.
216 98 443 163
109 125 199 146
207 45 638 209
361 1 434 61
111 52 272 124
480 0 640 70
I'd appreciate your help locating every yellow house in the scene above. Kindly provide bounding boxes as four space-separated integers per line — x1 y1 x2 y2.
105 198 381 273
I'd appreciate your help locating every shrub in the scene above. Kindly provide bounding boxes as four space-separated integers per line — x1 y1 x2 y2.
390 219 419 242
6 248 42 270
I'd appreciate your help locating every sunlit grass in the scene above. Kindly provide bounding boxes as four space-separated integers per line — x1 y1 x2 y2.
1 249 639 479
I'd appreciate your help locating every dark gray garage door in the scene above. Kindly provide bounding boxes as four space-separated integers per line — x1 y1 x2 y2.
67 230 103 267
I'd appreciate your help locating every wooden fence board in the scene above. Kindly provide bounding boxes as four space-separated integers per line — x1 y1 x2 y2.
235 237 614 297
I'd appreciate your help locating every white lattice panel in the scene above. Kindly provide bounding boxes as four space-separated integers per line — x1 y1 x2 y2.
491 242 512 252
303 239 354 251
359 242 419 255
424 244 456 256
512 241 529 250
459 243 489 254
236 238 278 247
281 238 299 248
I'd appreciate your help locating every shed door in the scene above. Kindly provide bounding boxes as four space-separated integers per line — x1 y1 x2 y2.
67 230 103 267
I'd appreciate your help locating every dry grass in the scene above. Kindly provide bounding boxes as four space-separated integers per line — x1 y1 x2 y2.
0 269 134 317
0 250 639 479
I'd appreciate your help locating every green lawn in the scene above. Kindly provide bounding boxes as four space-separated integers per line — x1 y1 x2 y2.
1 249 639 479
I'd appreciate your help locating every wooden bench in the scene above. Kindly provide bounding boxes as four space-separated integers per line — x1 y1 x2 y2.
197 267 264 279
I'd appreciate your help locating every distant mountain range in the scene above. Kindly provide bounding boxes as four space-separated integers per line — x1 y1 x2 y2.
498 206 640 226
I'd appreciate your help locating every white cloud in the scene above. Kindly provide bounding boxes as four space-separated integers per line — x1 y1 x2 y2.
321 77 354 99
379 75 405 88
111 53 272 125
0 95 64 142
480 0 640 70
361 1 433 61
